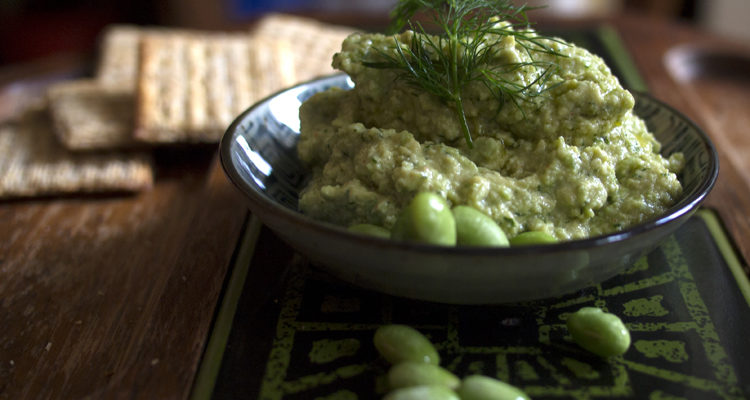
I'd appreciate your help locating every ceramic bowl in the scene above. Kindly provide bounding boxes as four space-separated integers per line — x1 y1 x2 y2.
220 74 718 304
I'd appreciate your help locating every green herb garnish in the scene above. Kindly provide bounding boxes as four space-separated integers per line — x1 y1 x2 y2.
364 0 565 147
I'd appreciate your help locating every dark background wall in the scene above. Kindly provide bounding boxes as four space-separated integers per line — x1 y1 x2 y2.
0 0 720 67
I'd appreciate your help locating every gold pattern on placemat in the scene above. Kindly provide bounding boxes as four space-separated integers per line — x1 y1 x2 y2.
252 234 745 399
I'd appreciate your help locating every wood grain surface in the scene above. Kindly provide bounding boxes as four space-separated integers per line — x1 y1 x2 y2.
613 15 750 267
0 149 247 399
1 13 748 400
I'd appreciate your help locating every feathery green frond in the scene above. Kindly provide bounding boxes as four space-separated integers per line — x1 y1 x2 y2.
364 0 566 147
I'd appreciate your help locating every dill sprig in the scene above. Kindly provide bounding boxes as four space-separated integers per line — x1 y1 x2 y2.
363 0 565 147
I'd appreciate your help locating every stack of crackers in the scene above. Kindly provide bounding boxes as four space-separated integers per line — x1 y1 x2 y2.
0 14 354 200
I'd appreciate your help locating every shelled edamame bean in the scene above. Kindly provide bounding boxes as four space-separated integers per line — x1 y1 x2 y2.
391 192 457 245
452 205 509 247
382 385 460 400
348 223 391 238
457 375 530 400
349 192 565 247
509 231 558 246
373 324 440 365
387 362 460 390
566 306 631 357
374 324 531 400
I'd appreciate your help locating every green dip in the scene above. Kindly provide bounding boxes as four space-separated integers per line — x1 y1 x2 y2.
297 27 683 241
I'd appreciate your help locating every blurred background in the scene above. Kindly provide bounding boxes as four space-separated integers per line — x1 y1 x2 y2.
0 0 748 65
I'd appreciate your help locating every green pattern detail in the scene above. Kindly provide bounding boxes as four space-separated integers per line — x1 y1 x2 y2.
314 389 358 400
666 236 741 397
633 340 689 363
548 293 597 310
622 257 650 274
245 208 743 400
607 236 745 400
309 339 361 364
524 361 631 399
280 364 370 394
259 264 307 400
252 228 746 399
533 356 571 386
622 295 669 317
620 359 735 397
444 306 461 354
514 360 540 381
561 358 600 380
600 271 676 297
649 390 687 400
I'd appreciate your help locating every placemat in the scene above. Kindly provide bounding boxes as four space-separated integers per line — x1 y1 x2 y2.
191 26 749 400
200 209 749 400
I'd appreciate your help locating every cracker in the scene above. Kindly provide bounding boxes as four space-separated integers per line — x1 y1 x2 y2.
96 25 201 88
134 32 296 143
96 25 144 88
251 14 354 81
248 37 297 102
47 79 137 150
0 106 153 199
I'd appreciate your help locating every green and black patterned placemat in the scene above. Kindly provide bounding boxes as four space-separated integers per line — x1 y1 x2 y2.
190 27 750 400
196 210 749 400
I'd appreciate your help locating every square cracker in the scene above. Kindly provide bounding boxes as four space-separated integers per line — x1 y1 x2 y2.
0 106 153 199
95 25 203 88
134 32 296 144
48 25 145 151
47 80 137 150
95 25 144 88
250 14 354 81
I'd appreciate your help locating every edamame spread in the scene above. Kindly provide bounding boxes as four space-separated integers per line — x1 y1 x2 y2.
297 26 683 240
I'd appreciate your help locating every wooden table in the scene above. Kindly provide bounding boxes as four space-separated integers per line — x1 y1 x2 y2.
1 14 748 399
